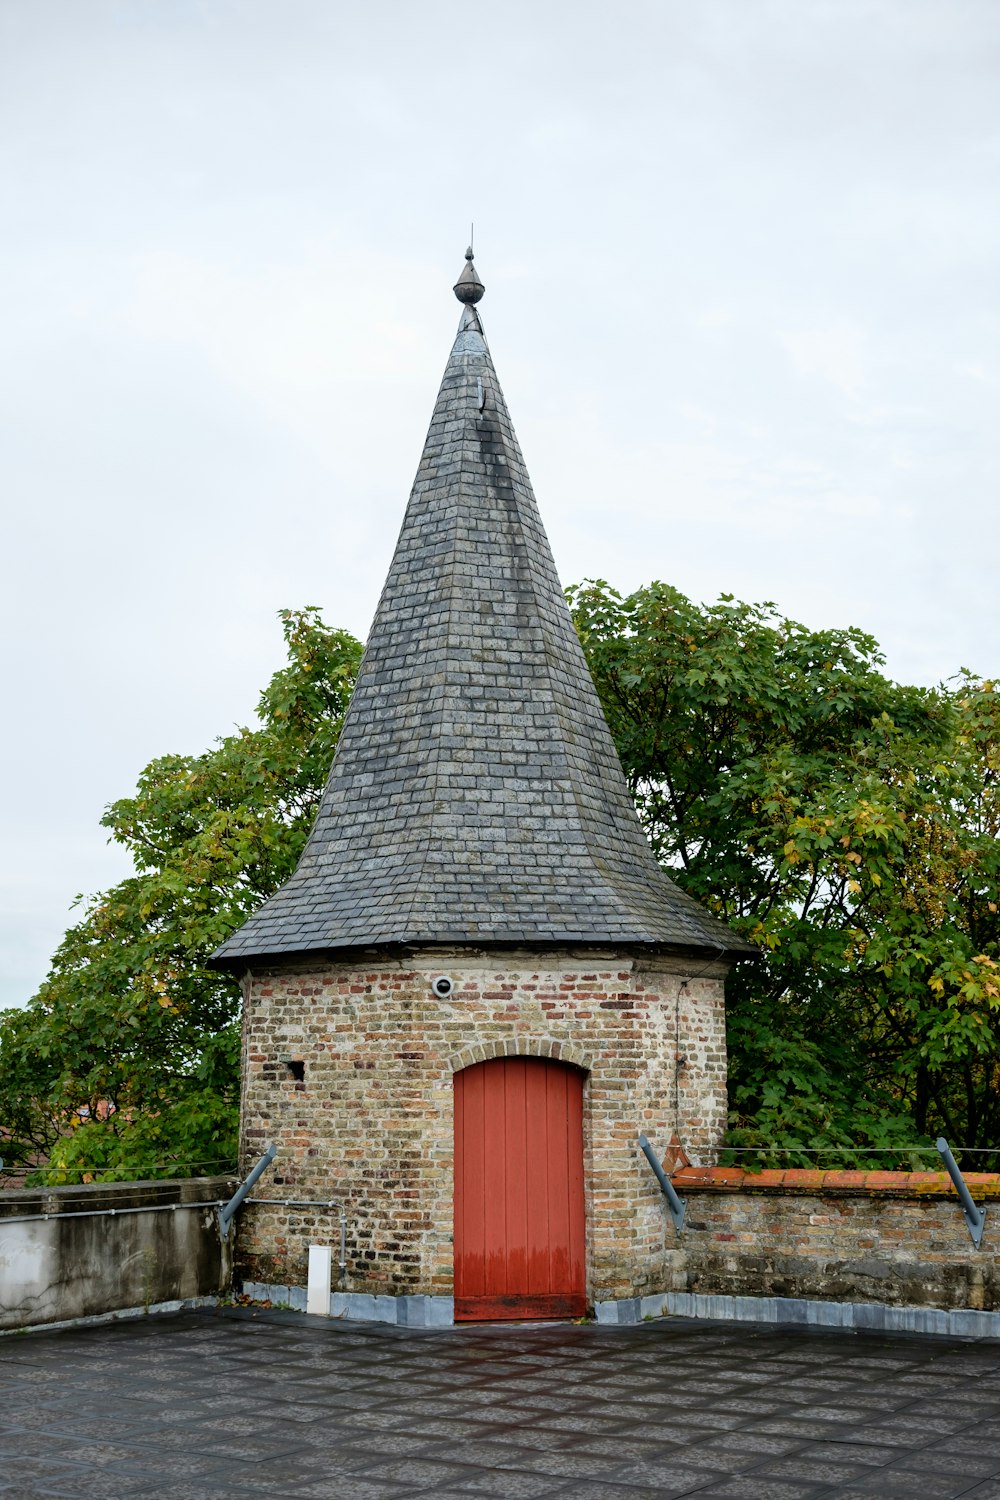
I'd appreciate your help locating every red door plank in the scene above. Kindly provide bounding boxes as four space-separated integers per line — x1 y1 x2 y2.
454 1057 586 1321
482 1059 507 1296
524 1059 550 1296
455 1061 485 1297
504 1058 528 1293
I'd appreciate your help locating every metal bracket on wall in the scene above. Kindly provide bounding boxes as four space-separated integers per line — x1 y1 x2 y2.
219 1143 277 1234
936 1137 987 1248
638 1134 686 1232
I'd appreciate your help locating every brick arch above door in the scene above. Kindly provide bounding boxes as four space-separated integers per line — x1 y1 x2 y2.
448 1037 593 1076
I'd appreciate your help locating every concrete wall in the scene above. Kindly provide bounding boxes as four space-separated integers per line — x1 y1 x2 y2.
0 1176 235 1331
236 947 728 1303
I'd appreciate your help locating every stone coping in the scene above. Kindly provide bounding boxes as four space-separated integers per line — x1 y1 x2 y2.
0 1174 236 1217
671 1165 1000 1198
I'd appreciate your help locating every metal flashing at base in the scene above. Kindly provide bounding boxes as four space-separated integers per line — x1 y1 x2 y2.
594 1291 1000 1338
594 1295 669 1325
243 1285 1000 1339
0 1295 220 1339
240 1282 455 1327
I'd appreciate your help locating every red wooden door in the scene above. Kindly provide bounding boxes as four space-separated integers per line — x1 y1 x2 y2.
454 1056 586 1320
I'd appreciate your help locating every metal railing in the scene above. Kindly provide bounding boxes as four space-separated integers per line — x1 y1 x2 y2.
0 1198 227 1227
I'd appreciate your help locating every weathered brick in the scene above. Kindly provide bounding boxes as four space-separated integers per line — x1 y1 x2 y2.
235 949 727 1302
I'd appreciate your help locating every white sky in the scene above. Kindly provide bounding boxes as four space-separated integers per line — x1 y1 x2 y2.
2 0 999 1010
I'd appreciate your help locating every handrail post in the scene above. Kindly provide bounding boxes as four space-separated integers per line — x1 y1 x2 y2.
936 1137 987 1248
639 1134 685 1232
219 1144 277 1233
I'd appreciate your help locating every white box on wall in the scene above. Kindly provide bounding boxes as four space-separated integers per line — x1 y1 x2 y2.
306 1244 333 1316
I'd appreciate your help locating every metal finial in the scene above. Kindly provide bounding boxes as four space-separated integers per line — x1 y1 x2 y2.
454 248 485 305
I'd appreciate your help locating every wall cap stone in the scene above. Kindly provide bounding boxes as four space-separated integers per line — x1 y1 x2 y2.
672 1165 1000 1199
0 1175 236 1219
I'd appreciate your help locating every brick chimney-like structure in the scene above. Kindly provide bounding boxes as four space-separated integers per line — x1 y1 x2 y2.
213 252 751 1324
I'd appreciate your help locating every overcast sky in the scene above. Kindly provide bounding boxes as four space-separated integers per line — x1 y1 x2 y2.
2 0 998 1011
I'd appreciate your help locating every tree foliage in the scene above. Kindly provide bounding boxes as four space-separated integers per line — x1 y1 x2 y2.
0 609 362 1183
568 580 1000 1158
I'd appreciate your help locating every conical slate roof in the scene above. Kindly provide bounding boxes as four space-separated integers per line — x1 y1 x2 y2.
213 257 747 969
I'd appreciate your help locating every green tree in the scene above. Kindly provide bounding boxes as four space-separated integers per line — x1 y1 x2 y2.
0 609 362 1183
568 580 1000 1158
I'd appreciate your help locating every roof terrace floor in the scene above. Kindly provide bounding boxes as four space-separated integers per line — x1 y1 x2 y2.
2 1305 1000 1498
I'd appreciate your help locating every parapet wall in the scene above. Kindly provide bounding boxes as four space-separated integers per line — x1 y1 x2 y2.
9 1164 996 1337
655 1165 1000 1315
237 1165 1000 1333
0 1176 235 1332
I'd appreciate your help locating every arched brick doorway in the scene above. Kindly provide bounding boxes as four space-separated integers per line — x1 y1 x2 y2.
453 1055 586 1320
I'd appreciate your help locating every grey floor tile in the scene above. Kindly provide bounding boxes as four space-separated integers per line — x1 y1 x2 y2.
699 1431 804 1457
446 1472 568 1496
437 1440 556 1470
360 1457 488 1487
753 1457 874 1485
895 1449 1000 1480
8 1307 1000 1500
510 1451 632 1480
826 1473 980 1499
569 1435 684 1460
289 1481 412 1500
544 1484 708 1499
477 1426 578 1451
687 1482 825 1500
10 1471 155 1499
142 1488 302 1500
794 1440 898 1467
594 1459 725 1491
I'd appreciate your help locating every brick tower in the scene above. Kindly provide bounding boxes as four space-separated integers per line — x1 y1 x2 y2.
213 252 750 1323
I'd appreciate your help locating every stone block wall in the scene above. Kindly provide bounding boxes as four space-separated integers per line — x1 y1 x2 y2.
660 1166 1000 1313
235 946 728 1304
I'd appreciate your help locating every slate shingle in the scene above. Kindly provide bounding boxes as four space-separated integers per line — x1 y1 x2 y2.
213 278 750 969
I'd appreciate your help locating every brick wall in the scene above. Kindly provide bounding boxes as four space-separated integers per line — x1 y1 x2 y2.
235 947 728 1302
662 1167 1000 1312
